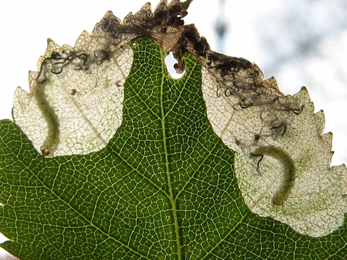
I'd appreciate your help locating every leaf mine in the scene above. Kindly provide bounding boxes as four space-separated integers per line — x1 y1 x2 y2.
251 146 296 206
10 0 347 237
13 21 133 156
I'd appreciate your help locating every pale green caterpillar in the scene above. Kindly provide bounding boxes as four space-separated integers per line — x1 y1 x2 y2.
34 81 60 157
252 146 296 206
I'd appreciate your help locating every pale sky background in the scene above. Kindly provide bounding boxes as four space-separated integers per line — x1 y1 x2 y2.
0 0 347 258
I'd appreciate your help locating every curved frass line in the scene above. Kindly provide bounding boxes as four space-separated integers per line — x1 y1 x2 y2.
251 145 296 206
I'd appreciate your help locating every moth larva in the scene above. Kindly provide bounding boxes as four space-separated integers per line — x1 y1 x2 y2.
251 146 296 206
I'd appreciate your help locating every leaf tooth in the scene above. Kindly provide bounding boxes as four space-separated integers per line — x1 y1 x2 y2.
252 63 264 82
129 2 153 23
35 39 61 72
12 88 29 123
155 0 169 13
262 76 279 91
137 2 153 17
102 10 116 19
123 12 134 25
294 86 311 101
322 131 333 151
123 2 155 26
332 164 347 184
322 132 334 165
61 44 73 51
167 0 193 15
13 86 29 102
28 71 39 93
74 30 92 49
45 39 61 55
36 56 46 74
315 109 326 135
103 10 122 24
92 11 121 34
293 86 316 114
169 0 181 6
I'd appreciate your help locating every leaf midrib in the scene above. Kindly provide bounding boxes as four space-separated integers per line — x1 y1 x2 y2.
159 48 183 259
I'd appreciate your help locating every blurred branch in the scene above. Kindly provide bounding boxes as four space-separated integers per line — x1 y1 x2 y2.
258 0 347 76
214 0 228 53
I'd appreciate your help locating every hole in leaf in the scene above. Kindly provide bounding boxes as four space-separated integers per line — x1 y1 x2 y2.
165 52 185 79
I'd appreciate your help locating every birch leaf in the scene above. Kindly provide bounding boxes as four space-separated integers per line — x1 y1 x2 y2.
1 0 347 259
